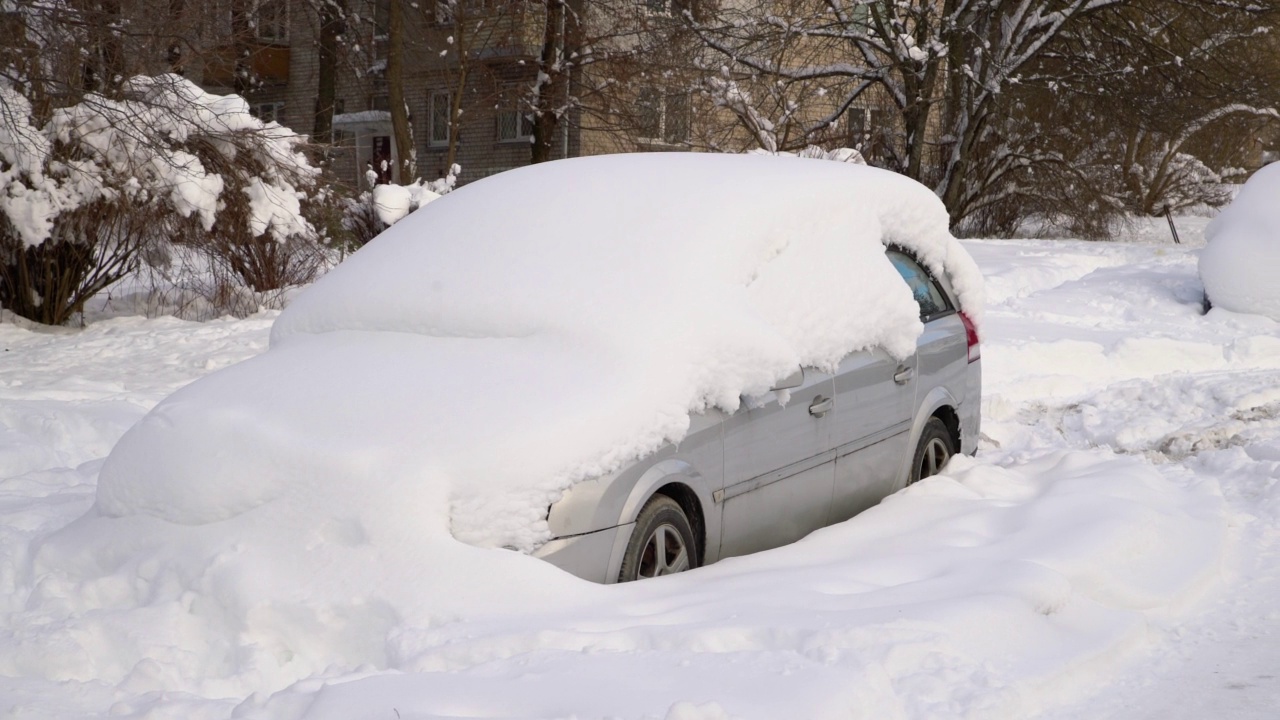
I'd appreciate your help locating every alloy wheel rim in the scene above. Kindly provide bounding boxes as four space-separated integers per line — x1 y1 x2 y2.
920 437 951 478
638 523 689 578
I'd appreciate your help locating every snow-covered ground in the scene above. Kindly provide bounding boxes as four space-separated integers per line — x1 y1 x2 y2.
1 225 1277 719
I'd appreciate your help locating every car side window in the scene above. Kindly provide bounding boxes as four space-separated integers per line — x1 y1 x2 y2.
887 249 951 321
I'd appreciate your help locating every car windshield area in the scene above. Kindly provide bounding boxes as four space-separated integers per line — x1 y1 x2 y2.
887 249 952 321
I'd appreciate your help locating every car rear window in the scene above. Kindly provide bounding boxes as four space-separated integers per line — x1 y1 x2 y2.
887 249 951 320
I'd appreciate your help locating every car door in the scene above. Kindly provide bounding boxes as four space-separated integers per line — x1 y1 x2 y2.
717 368 836 559
828 345 914 524
829 249 959 522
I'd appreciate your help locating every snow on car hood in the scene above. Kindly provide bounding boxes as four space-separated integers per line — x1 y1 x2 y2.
96 153 983 551
1200 162 1280 321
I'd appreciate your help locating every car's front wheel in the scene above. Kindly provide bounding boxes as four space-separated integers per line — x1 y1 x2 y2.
910 417 955 484
618 494 697 582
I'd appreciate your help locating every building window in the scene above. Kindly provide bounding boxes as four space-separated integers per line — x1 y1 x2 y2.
429 90 452 147
371 0 390 60
850 1 871 28
496 91 533 142
369 93 390 112
253 0 289 42
847 107 868 148
637 89 690 145
252 101 284 123
645 0 690 16
434 0 498 24
434 0 455 24
850 107 893 162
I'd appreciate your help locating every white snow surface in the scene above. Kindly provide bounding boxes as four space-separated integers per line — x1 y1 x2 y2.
370 182 441 225
98 153 983 555
1200 162 1280 320
2 220 1279 719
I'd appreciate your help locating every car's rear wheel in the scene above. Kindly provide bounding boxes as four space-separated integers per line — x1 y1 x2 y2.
910 417 955 484
618 494 697 583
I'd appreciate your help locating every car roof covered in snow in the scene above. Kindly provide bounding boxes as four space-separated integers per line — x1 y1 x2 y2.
272 152 982 351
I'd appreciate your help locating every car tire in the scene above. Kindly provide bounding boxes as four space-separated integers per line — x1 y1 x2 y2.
618 494 698 583
910 417 955 485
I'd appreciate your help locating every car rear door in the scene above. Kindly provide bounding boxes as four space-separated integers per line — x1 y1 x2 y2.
829 249 961 521
828 344 914 524
717 368 836 559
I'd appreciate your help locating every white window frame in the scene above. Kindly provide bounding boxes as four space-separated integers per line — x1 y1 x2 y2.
850 1 872 28
496 89 533 143
644 0 688 17
252 0 289 42
434 0 496 25
428 90 452 148
636 89 691 145
252 101 284 123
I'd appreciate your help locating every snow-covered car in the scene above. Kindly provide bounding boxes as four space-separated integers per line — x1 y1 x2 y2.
95 153 984 585
1200 162 1280 321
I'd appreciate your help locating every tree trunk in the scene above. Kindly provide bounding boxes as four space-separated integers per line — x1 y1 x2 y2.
531 0 566 164
387 0 416 183
165 0 187 74
445 62 467 173
84 0 124 95
314 0 344 144
230 0 255 96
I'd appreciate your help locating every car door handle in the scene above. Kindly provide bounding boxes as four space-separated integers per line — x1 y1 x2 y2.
809 396 833 418
894 366 914 384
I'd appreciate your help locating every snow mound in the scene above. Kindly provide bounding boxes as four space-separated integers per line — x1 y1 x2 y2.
222 451 1220 720
97 153 983 552
1200 163 1280 320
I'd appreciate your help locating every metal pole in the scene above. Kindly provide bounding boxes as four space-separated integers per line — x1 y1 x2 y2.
1163 204 1182 245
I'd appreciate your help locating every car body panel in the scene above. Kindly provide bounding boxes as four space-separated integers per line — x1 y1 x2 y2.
546 417 725 541
829 347 914 523
532 524 631 585
718 369 836 560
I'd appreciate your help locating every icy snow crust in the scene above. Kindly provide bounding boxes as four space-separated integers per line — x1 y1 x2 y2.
1200 162 1280 320
1 231 1266 719
97 153 983 550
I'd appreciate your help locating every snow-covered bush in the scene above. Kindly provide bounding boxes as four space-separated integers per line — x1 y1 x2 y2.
0 74 322 324
1200 162 1280 321
341 165 459 248
747 146 868 164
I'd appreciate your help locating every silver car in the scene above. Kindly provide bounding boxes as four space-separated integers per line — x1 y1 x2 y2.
536 247 982 583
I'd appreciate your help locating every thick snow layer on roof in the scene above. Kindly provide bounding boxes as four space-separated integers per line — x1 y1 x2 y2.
1201 162 1280 320
97 153 982 552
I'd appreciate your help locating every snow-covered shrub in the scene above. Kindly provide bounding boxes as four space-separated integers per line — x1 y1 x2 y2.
1200 162 1280 321
747 146 868 164
0 74 322 323
341 165 459 248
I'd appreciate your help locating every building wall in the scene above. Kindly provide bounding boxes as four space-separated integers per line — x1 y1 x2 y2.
281 0 583 190
128 0 917 189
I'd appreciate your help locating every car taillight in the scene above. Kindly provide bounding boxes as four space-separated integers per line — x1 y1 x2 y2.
959 311 980 363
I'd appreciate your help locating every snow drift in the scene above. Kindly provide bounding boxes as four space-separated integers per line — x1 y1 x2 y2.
0 235 1248 720
1200 162 1280 321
